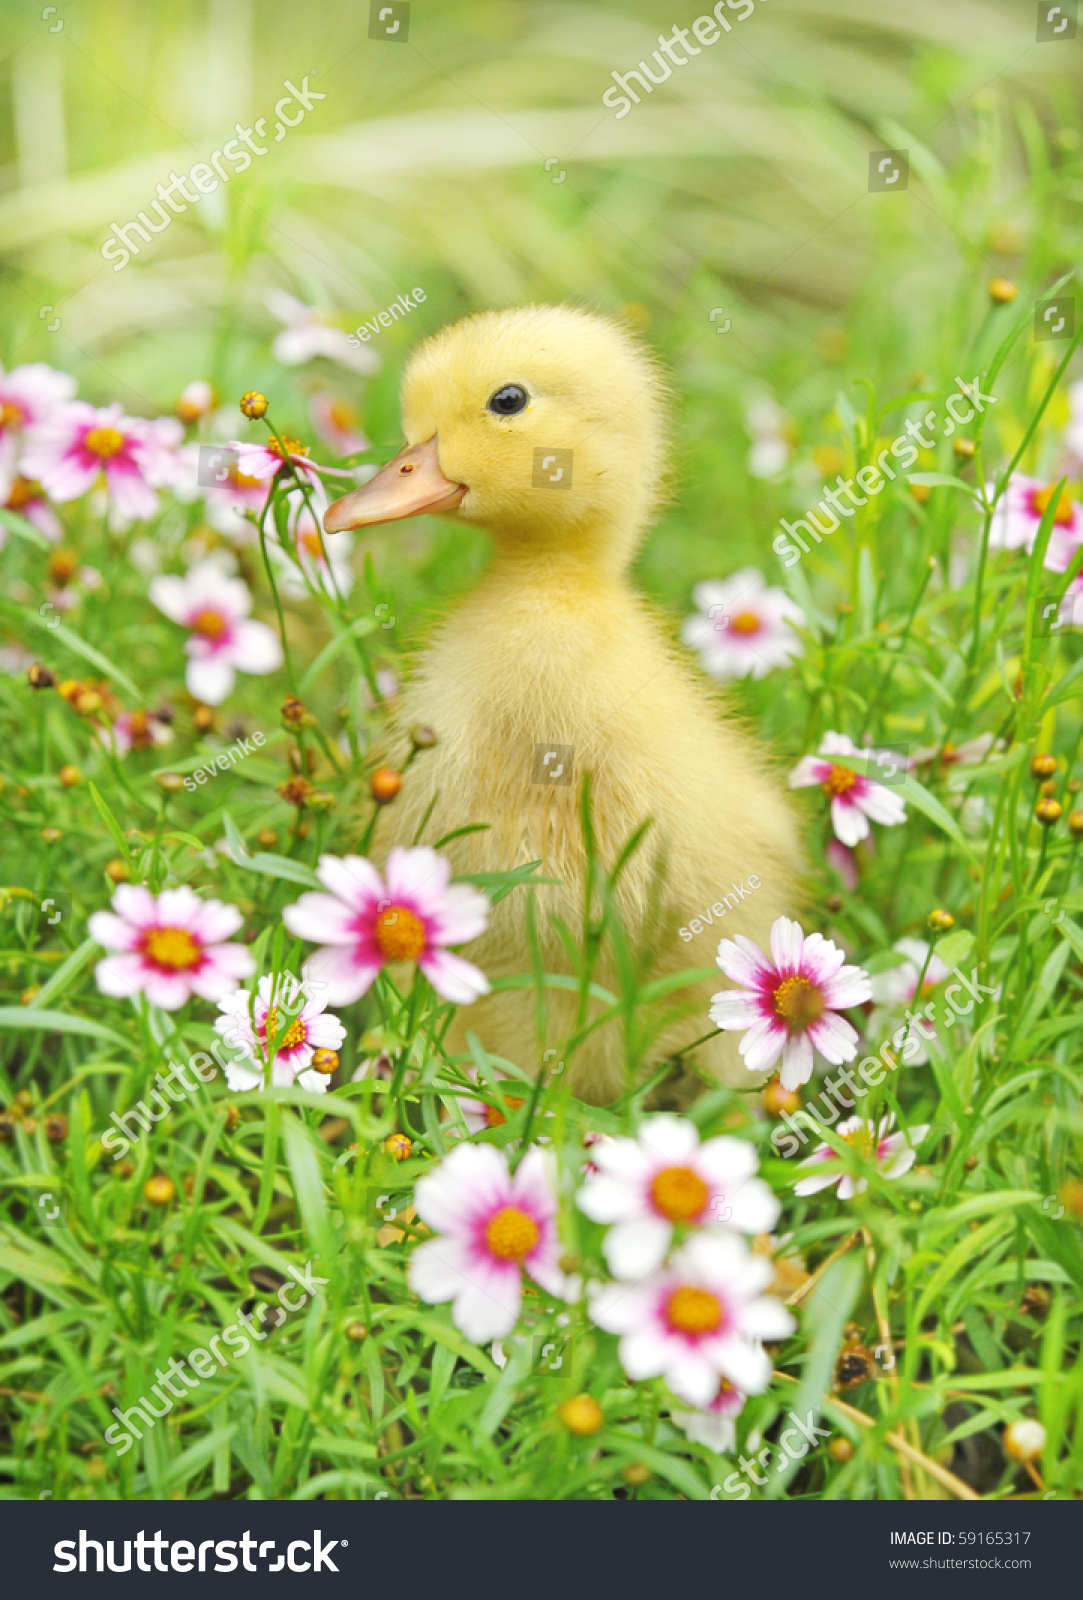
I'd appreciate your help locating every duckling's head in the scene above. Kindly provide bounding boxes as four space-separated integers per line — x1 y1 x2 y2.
324 304 668 570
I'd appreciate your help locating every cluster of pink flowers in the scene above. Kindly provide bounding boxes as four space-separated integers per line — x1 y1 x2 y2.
987 472 1083 630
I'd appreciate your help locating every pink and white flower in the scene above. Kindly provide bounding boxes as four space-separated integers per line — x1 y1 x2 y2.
988 474 1083 552
282 846 490 1006
308 391 369 457
576 1113 778 1278
271 493 354 599
214 972 345 1093
149 559 283 704
23 402 184 522
408 1143 565 1342
99 707 174 757
825 838 858 892
0 362 76 498
745 395 794 480
89 884 255 1011
2 476 62 543
789 730 907 847
682 569 805 681
793 1113 930 1200
912 732 996 772
711 915 872 1091
223 434 328 489
671 1379 747 1453
869 938 950 1064
175 379 216 424
589 1232 794 1407
266 289 379 375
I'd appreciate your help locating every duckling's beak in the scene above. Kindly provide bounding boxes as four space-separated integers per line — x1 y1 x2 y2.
323 436 466 533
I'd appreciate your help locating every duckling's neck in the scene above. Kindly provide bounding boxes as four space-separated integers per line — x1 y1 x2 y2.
486 516 637 586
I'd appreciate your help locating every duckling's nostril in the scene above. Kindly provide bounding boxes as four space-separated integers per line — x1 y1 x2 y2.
400 462 417 474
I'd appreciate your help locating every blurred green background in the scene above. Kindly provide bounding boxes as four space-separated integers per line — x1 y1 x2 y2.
0 0 1080 622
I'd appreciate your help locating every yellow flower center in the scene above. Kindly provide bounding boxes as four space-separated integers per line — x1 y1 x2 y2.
266 1007 307 1050
228 468 265 491
729 610 762 636
329 399 358 430
143 926 202 970
301 529 325 559
266 434 308 462
1030 483 1076 527
0 400 25 428
840 1125 876 1158
374 905 426 962
84 426 126 460
192 608 228 640
773 975 825 1029
650 1164 709 1222
485 1205 539 1262
6 475 40 508
665 1286 723 1337
822 763 858 797
485 1095 523 1128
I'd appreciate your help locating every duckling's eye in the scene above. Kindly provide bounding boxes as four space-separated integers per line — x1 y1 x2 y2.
487 384 529 416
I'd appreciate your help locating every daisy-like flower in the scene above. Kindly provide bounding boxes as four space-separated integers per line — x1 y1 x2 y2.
266 288 379 375
149 559 283 704
408 1143 565 1342
711 915 872 1091
456 1075 528 1136
0 362 76 498
682 569 805 681
788 730 907 847
271 494 354 600
912 732 996 772
88 884 255 1011
214 972 345 1093
576 1113 778 1278
589 1232 794 1407
988 474 1083 552
224 433 327 489
23 401 184 522
825 838 858 892
3 475 62 542
671 1378 746 1453
282 846 490 1006
99 707 174 757
175 379 216 424
793 1113 930 1200
869 938 949 1065
308 391 369 457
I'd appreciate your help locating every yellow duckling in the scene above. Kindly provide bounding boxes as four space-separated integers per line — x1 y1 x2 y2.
324 305 802 1103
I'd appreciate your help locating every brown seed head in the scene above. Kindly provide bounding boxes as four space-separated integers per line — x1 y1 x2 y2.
27 663 56 690
44 1113 69 1143
281 694 307 728
278 776 313 808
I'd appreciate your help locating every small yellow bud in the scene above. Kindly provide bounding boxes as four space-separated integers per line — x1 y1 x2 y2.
1003 1419 1045 1462
143 1174 176 1206
988 277 1018 304
239 390 269 419
558 1394 604 1437
383 1132 412 1161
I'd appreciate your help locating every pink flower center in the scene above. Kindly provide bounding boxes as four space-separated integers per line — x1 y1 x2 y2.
485 1205 539 1262
192 608 229 641
650 1165 709 1221
822 763 858 797
728 610 762 636
84 426 126 460
665 1286 723 1336
772 975 825 1030
142 926 202 971
375 905 426 962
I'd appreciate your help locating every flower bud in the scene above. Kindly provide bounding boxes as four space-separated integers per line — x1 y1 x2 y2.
44 1113 68 1143
27 663 56 690
175 379 216 423
345 1321 369 1343
1069 810 1083 837
763 1077 801 1116
239 390 268 419
281 694 308 728
928 908 955 931
384 1132 412 1161
278 776 313 808
143 1174 176 1205
47 548 79 586
19 985 40 1006
1035 798 1062 827
953 438 975 460
371 766 402 805
257 829 279 849
1030 752 1058 780
622 1462 650 1486
311 1048 339 1075
410 724 438 750
40 826 62 844
558 1394 604 1437
828 1436 854 1462
155 771 185 794
1003 1419 1045 1462
57 764 82 787
988 277 1018 304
